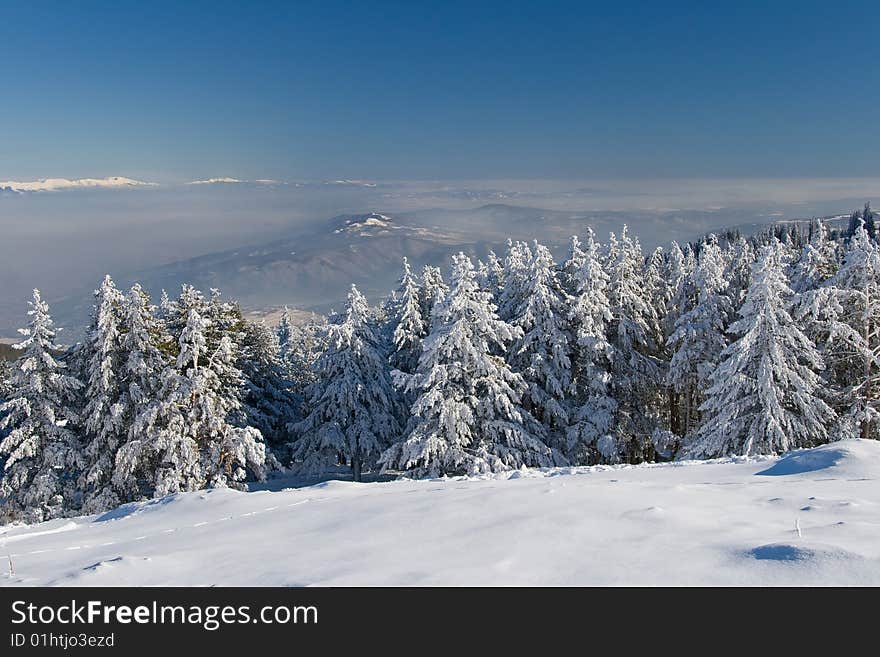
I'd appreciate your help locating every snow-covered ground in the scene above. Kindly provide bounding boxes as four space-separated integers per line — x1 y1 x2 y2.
2 440 879 586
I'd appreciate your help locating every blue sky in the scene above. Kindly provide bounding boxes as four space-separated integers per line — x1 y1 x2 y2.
1 0 878 181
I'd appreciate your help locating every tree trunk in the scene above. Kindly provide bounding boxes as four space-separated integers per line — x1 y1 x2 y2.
683 385 692 438
352 455 362 483
668 389 680 436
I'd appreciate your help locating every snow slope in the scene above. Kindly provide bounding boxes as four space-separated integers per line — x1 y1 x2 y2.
1 440 879 586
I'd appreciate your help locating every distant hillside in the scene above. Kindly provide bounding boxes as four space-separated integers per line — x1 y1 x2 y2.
22 203 872 338
0 341 16 362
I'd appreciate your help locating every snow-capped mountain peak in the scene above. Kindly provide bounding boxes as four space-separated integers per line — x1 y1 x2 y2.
334 212 394 234
0 176 156 193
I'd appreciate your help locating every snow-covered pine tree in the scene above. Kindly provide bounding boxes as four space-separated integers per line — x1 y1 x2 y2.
280 320 326 406
0 360 12 404
239 318 298 459
111 284 172 503
380 253 561 478
419 265 448 331
163 284 204 347
390 257 426 375
121 306 267 496
560 235 586 296
78 275 127 513
181 318 267 490
724 236 756 313
168 285 249 421
643 245 673 445
158 289 174 322
662 241 692 437
122 360 198 497
292 285 400 481
565 228 618 464
797 221 880 439
667 235 732 440
605 226 662 459
476 250 504 299
276 306 295 357
505 241 573 435
665 242 698 340
496 240 533 323
644 246 671 341
789 218 838 294
690 241 835 458
0 290 83 522
847 202 876 240
864 202 876 241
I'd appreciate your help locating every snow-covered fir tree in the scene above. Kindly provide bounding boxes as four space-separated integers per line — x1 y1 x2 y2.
847 202 875 240
380 253 562 478
667 236 732 440
239 318 298 458
389 257 426 375
505 241 573 435
0 290 83 522
496 240 533 323
419 265 448 331
476 250 504 299
110 284 172 503
789 218 838 294
605 227 662 459
276 306 295 358
179 308 266 489
560 235 586 296
797 221 880 439
280 319 326 404
78 275 127 513
690 241 835 457
292 286 401 481
662 241 692 438
724 236 755 312
0 360 12 404
644 246 671 346
120 307 266 496
565 228 618 463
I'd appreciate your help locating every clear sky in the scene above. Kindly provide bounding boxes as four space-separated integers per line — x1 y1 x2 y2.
1 0 878 182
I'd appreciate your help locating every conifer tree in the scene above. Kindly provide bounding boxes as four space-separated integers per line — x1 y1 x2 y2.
790 219 838 294
419 265 448 331
605 227 662 458
497 240 533 323
293 286 400 481
797 222 880 438
120 307 266 496
476 250 504 299
565 229 618 463
112 284 172 502
390 257 426 375
667 236 732 438
78 275 127 513
506 241 573 434
560 235 586 296
690 242 834 457
239 319 298 458
380 254 561 478
724 236 756 313
276 306 295 358
0 290 83 522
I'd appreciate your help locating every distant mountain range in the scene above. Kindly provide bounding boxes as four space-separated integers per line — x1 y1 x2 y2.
0 203 859 341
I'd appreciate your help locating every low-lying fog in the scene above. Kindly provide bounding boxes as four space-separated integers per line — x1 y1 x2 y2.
2 178 878 339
